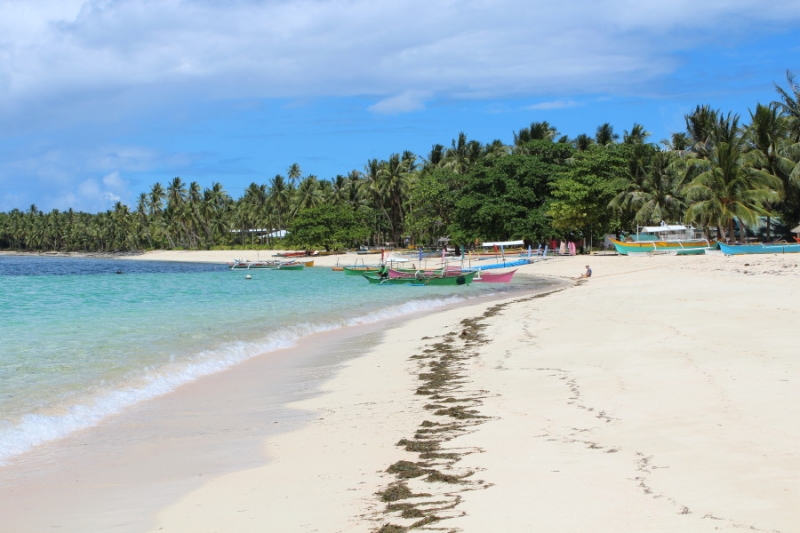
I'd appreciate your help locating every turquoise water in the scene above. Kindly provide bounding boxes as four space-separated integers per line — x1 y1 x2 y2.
0 255 547 464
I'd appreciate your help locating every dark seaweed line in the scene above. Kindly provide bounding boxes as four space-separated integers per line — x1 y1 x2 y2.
371 290 567 532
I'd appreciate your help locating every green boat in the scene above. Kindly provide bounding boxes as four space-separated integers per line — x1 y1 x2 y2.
343 265 380 275
362 271 477 286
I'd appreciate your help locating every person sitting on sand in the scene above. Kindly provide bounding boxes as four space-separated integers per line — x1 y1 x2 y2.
581 265 592 278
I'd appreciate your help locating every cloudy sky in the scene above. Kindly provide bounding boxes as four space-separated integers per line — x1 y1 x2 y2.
1 0 799 212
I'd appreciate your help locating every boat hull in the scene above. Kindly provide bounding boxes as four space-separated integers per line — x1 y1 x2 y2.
228 261 304 270
343 266 380 275
389 268 516 283
363 271 477 286
718 242 800 255
609 238 714 256
473 269 517 283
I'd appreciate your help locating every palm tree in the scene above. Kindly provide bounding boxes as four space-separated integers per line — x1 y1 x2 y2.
514 121 559 147
482 139 509 159
375 154 415 244
424 144 446 171
443 132 482 174
611 150 686 226
623 123 650 145
660 132 691 152
774 70 800 142
684 141 782 242
573 133 594 151
294 175 325 213
746 103 798 238
287 163 302 187
685 105 719 158
595 123 619 146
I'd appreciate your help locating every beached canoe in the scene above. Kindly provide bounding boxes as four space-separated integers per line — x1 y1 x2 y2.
609 238 714 256
273 250 317 257
718 242 800 255
473 269 517 283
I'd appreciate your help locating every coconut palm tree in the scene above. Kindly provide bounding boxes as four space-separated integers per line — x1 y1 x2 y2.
660 132 691 152
375 154 415 245
443 132 482 174
623 123 650 145
595 123 619 146
287 163 303 187
294 175 325 213
774 70 800 142
684 140 782 242
685 105 719 158
514 121 559 145
422 144 446 172
611 150 686 226
573 133 594 151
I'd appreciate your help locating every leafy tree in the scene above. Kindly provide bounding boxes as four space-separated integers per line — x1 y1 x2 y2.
548 144 629 237
287 204 370 251
450 145 571 244
404 167 460 245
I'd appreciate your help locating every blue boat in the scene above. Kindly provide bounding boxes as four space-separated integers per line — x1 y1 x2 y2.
718 242 800 255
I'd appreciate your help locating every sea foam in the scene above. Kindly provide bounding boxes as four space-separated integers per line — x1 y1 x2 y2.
0 291 478 465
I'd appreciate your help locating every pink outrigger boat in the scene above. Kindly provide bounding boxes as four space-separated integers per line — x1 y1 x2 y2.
388 268 517 283
472 269 517 283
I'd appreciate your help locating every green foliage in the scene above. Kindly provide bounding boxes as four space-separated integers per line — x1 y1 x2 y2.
404 167 460 244
286 204 370 250
6 72 800 252
450 146 572 243
548 144 628 236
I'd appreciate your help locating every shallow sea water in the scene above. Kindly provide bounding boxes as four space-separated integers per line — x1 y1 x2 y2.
0 254 550 463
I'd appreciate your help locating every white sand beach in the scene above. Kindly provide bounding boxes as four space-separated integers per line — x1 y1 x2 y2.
140 251 799 532
3 250 799 532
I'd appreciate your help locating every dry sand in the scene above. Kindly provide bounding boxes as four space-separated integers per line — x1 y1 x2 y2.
4 249 800 532
140 251 800 532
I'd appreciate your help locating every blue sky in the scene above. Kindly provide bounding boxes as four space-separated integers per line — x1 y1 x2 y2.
1 0 800 213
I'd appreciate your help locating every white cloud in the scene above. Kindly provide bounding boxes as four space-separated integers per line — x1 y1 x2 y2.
527 99 581 110
1 0 799 211
1 0 798 120
368 91 430 115
71 171 127 211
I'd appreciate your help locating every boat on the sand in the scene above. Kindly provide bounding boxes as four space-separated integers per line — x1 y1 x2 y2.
718 242 800 255
273 250 317 257
610 224 715 255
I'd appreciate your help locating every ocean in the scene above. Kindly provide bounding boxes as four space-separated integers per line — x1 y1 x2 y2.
0 254 550 465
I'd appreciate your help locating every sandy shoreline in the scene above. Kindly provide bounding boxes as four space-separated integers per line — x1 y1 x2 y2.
3 250 799 531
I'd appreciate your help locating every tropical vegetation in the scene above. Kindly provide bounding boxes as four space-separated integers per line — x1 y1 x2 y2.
2 72 800 253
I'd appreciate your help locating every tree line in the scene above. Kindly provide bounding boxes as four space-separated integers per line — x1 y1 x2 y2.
2 72 800 253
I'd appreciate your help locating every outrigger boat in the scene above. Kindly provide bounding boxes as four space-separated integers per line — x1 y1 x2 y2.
718 242 800 255
227 259 307 270
273 250 317 257
610 224 716 256
363 270 478 286
388 267 517 283
340 254 408 275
